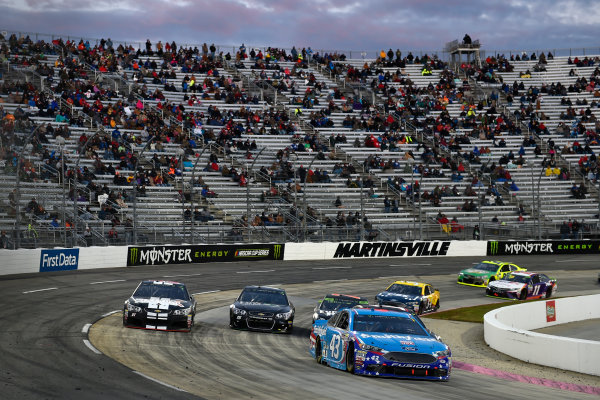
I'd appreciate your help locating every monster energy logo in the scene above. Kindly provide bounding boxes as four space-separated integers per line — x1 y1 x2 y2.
274 244 282 259
129 248 139 265
489 241 499 255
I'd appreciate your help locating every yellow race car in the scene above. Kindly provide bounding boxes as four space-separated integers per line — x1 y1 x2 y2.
457 261 526 287
375 280 440 315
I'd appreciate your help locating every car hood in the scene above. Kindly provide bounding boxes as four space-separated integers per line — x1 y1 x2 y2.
461 268 493 276
233 301 291 313
130 297 192 310
354 332 446 353
488 281 526 291
377 292 421 303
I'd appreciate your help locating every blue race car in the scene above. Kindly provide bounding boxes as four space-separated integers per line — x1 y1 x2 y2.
309 306 451 380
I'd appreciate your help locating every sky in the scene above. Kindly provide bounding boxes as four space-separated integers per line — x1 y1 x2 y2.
1 0 598 57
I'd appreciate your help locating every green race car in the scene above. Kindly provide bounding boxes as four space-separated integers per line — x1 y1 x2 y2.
457 261 526 287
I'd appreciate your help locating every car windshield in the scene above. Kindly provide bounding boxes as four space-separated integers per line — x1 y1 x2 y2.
386 284 422 296
239 288 289 306
321 296 367 311
352 314 428 336
472 262 499 272
133 282 189 300
502 274 530 283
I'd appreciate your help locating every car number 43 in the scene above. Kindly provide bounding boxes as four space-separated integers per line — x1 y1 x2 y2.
330 334 342 360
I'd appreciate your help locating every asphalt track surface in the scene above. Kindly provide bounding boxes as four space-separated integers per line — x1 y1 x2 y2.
536 319 600 341
1 254 599 400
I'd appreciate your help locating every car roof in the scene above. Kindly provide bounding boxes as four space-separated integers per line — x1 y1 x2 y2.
390 280 427 288
325 293 368 300
509 271 536 276
351 307 413 318
480 260 510 265
243 285 285 292
141 280 184 286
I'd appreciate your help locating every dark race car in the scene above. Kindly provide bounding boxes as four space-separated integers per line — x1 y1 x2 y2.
123 280 196 332
229 286 295 333
313 294 369 323
375 281 440 315
486 271 557 300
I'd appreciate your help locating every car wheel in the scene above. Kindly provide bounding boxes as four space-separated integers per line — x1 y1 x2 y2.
488 276 496 284
346 343 355 374
434 299 440 311
315 338 324 364
229 316 236 329
417 302 424 315
519 290 527 300
545 285 554 298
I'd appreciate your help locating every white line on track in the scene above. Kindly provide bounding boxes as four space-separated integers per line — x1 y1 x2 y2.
192 290 220 295
162 273 203 278
312 266 352 270
389 263 431 266
89 279 126 285
236 269 275 274
132 371 187 392
378 276 397 279
82 323 92 334
555 259 590 263
22 287 57 294
101 310 120 318
313 279 348 283
83 339 101 354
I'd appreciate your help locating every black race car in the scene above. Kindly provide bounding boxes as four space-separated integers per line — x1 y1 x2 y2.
229 286 294 333
312 293 369 323
123 280 196 332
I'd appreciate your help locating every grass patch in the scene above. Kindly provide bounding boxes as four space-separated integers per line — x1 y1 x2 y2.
423 301 525 323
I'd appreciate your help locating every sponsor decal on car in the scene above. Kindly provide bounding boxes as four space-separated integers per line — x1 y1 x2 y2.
39 249 79 272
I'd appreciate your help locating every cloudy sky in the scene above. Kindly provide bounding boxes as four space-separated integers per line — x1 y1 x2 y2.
2 0 598 56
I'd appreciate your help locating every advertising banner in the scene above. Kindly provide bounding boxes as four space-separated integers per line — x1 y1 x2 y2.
546 300 556 323
487 240 600 256
127 244 284 266
40 249 79 272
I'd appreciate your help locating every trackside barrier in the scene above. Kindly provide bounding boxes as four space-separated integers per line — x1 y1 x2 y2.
484 295 600 376
283 240 486 260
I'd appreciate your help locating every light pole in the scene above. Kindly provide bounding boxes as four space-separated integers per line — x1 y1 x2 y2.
246 147 266 241
528 160 535 239
289 153 299 241
14 125 42 248
536 168 545 240
477 181 483 240
73 128 105 247
60 145 67 248
408 158 415 239
189 144 211 244
359 175 365 242
132 136 158 244
302 153 319 241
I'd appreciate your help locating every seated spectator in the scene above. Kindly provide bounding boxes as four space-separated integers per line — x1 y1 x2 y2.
450 217 464 232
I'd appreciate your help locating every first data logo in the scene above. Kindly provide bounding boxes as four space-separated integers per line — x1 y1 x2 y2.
40 249 79 272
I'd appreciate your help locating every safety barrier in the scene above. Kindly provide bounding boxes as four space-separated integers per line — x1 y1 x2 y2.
484 294 600 376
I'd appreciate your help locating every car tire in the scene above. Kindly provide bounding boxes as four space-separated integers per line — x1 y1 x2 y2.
545 285 554 298
417 302 424 315
434 299 440 311
346 343 355 374
315 338 324 364
519 290 527 300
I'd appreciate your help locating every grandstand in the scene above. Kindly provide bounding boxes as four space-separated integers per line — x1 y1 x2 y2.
0 31 598 249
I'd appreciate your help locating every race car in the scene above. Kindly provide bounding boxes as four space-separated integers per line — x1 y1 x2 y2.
313 294 369 323
123 280 196 332
375 281 440 315
229 286 295 333
457 261 526 287
486 271 557 300
309 306 451 380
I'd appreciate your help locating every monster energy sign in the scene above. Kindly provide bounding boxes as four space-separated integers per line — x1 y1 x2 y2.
487 240 600 256
128 244 284 266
